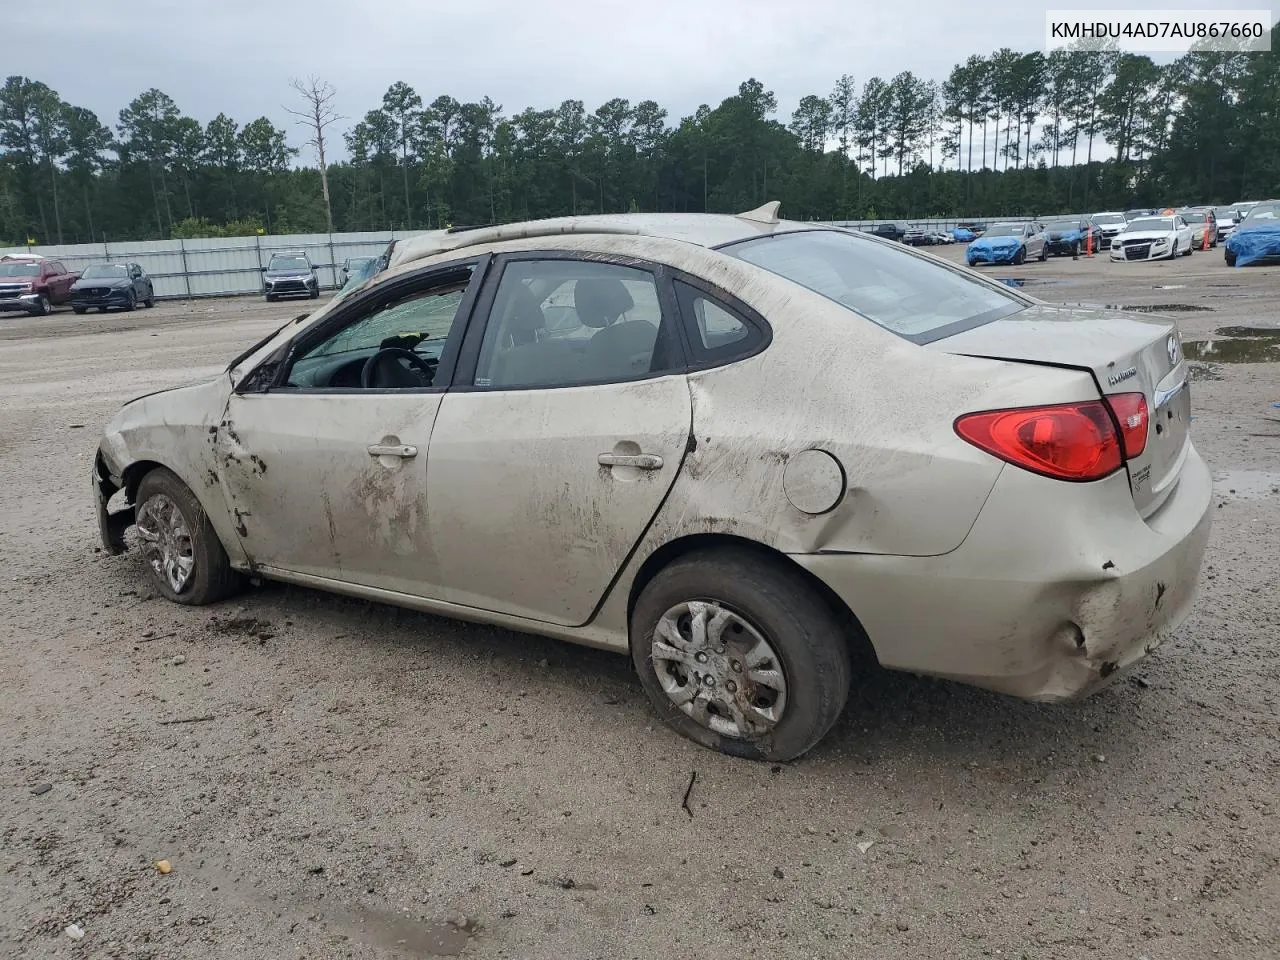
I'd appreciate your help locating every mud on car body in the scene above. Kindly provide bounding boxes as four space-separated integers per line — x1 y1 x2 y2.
95 204 1213 761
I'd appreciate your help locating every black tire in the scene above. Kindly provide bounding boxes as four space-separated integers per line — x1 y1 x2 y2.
1225 249 1237 267
630 548 853 762
144 293 155 308
1013 246 1026 266
1038 243 1048 262
309 287 320 299
126 290 137 311
265 293 276 303
72 306 86 315
31 293 50 316
1071 242 1080 257
134 467 243 606
1183 243 1193 257
97 306 108 313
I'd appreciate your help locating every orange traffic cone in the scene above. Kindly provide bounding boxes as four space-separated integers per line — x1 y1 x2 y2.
1202 228 1209 251
1085 230 1093 257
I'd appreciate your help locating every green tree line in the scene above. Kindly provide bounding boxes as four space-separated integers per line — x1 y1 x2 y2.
1 27 1276 245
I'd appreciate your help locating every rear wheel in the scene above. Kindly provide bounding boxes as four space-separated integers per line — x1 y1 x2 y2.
144 292 155 308
631 549 853 762
134 468 243 606
1038 243 1048 261
126 290 137 311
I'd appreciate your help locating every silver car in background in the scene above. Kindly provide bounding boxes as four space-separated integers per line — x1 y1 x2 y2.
93 206 1212 761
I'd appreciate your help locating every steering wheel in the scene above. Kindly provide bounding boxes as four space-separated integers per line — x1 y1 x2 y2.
359 347 436 388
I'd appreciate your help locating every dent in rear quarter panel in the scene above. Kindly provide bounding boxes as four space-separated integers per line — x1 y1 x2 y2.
100 374 248 568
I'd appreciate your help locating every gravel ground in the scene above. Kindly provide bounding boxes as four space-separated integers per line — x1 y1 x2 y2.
2 247 1278 960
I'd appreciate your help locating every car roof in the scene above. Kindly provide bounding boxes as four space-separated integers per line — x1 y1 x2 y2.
389 203 814 269
1 253 45 261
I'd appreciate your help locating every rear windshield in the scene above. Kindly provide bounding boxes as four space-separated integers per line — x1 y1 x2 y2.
1179 212 1207 223
725 229 1022 343
1092 213 1125 224
1045 220 1081 231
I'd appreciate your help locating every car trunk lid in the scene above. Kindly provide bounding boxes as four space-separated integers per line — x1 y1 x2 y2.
931 303 1190 517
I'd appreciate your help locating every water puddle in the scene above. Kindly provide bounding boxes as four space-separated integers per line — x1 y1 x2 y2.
1214 325 1280 339
1214 470 1280 501
1101 303 1213 313
1183 340 1280 362
994 278 1071 288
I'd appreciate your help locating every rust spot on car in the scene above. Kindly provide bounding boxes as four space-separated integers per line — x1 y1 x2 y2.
248 454 267 476
232 508 250 538
1099 661 1117 678
1102 560 1115 570
206 469 219 487
1154 581 1166 609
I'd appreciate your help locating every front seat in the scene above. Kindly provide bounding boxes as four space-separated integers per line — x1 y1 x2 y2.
575 279 658 379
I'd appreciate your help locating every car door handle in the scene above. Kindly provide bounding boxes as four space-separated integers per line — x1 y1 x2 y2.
598 452 663 470
368 443 417 458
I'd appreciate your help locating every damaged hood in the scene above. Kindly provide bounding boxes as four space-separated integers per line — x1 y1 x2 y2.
123 372 228 408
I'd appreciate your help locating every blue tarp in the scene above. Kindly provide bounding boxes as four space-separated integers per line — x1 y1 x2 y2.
1047 228 1084 245
1227 226 1280 267
966 236 1022 265
952 227 976 242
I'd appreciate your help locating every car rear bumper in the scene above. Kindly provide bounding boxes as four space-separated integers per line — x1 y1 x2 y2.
0 293 41 312
793 444 1213 702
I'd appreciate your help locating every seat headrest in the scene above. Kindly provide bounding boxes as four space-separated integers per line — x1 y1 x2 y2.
574 278 634 328
502 282 546 344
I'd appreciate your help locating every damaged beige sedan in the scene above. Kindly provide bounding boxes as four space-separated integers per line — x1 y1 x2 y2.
94 204 1212 760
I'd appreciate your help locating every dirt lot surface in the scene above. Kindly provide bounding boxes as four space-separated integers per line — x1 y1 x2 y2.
2 247 1278 960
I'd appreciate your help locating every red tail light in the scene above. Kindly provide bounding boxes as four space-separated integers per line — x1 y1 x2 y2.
1104 392 1148 458
955 401 1123 481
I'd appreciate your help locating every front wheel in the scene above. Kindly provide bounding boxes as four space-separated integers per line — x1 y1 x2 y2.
31 293 50 316
1038 243 1048 262
73 306 87 315
144 292 155 308
1168 241 1179 260
126 290 137 311
133 467 243 606
1225 249 1237 267
631 549 853 762
1013 246 1026 266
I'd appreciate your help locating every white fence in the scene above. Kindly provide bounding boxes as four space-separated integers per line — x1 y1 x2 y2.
0 230 436 301
2 217 1041 302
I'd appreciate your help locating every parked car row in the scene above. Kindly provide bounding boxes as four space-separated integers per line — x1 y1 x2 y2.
0 254 158 315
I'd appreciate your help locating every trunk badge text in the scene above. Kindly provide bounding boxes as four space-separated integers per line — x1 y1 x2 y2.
1108 367 1138 386
1167 335 1180 366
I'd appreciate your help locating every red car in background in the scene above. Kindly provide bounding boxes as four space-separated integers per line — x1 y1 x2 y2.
0 254 80 315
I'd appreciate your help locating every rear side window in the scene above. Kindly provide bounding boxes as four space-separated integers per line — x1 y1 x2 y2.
673 280 766 366
724 229 1023 343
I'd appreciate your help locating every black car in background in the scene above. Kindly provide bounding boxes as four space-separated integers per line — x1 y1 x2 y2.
70 263 154 313
863 221 909 242
1041 218 1105 256
263 252 319 301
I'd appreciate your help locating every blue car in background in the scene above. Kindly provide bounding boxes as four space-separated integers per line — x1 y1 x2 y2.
966 221 1046 266
1224 200 1280 267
